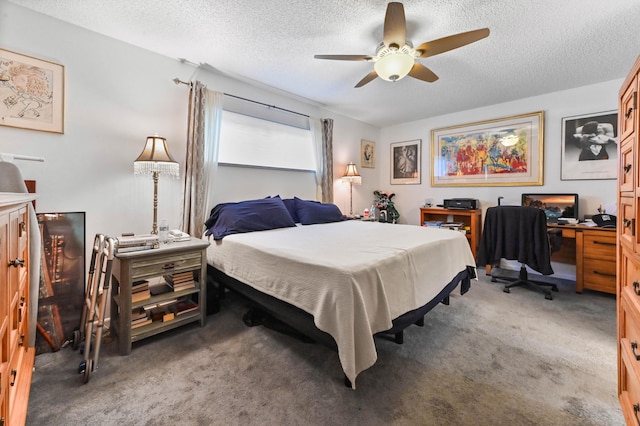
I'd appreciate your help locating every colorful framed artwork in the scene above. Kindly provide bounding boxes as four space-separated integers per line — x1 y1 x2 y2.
391 139 421 185
361 139 375 168
431 111 544 187
561 110 618 180
0 48 65 133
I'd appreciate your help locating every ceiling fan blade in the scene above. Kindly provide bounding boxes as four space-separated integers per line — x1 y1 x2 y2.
416 28 490 58
314 54 372 61
408 63 439 83
355 71 378 88
383 2 406 48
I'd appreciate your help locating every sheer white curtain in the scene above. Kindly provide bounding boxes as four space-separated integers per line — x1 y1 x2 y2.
180 81 224 238
203 90 224 215
311 117 334 202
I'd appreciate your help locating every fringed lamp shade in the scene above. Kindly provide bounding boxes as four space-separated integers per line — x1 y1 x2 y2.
133 136 180 177
341 162 361 184
133 135 179 234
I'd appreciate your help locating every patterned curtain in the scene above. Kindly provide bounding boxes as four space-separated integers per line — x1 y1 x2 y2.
180 81 207 237
316 118 333 203
181 82 224 237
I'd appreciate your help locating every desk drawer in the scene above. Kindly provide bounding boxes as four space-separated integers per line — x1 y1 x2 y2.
583 232 616 261
583 258 616 293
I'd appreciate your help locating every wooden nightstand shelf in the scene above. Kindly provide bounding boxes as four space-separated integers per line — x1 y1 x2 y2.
420 207 482 259
110 237 210 355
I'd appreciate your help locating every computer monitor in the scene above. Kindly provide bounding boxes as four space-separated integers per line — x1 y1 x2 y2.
521 193 579 223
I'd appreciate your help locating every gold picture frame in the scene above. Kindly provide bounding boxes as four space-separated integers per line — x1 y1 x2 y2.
431 111 544 187
360 139 375 168
0 48 65 133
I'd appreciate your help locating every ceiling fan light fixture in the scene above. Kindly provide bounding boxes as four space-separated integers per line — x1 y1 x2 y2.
374 51 414 82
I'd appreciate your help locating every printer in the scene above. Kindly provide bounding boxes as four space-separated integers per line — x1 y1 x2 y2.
443 198 479 210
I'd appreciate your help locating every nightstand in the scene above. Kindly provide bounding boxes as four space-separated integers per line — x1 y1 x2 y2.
110 237 210 355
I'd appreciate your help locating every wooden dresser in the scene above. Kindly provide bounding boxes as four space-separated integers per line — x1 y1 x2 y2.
618 54 640 425
0 193 36 426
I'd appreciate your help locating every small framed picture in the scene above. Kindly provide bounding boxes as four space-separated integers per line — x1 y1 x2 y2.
360 139 375 168
390 139 421 185
561 111 618 180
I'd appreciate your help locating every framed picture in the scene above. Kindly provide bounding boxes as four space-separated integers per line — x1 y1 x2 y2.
361 139 375 168
431 111 544 187
0 48 65 133
391 139 421 185
561 111 618 180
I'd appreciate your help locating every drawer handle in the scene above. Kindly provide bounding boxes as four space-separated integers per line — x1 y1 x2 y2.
9 257 24 268
625 164 633 173
633 342 640 361
626 106 635 120
162 263 175 270
635 403 640 425
634 281 640 295
10 369 16 386
593 240 615 246
593 270 615 278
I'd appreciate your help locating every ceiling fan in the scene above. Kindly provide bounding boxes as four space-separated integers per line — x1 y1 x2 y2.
314 2 490 88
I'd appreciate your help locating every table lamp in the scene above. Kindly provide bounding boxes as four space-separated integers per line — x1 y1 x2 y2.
133 135 179 234
341 162 361 217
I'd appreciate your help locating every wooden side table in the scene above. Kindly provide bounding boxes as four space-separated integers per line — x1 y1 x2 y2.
419 207 482 259
110 237 210 355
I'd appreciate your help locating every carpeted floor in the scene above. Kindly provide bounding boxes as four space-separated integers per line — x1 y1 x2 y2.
27 272 623 425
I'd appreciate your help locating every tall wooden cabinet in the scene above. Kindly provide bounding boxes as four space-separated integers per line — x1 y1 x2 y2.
618 54 640 425
0 194 36 426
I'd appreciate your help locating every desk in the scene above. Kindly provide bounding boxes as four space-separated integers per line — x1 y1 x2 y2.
419 207 482 259
547 224 616 294
484 224 616 294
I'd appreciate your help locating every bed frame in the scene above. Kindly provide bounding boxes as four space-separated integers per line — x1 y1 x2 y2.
207 264 476 387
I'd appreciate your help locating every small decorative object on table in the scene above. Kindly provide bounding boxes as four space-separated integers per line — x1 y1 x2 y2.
373 190 400 223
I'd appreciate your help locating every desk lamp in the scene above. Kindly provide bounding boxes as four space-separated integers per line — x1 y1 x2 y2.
341 162 361 217
133 135 179 234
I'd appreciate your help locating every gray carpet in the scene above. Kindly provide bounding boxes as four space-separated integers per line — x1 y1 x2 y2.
27 272 623 425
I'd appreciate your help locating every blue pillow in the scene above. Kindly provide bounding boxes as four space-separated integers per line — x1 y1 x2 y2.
282 198 299 223
294 197 344 225
204 197 296 239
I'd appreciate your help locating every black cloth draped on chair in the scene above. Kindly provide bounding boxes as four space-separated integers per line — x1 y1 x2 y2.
477 205 557 299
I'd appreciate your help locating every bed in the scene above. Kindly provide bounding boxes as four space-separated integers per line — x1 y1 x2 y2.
203 197 477 388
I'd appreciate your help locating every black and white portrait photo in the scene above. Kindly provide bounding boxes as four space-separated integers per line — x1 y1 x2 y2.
391 139 421 184
361 139 375 168
561 111 618 180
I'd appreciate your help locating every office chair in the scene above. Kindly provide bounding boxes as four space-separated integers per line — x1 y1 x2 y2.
477 205 559 300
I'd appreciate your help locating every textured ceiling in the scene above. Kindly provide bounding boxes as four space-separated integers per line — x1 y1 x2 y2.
8 0 640 127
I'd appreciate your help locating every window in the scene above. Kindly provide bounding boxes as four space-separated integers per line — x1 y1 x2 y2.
218 102 315 171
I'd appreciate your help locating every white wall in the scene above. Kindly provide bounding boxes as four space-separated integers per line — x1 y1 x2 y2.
0 3 379 244
378 80 621 226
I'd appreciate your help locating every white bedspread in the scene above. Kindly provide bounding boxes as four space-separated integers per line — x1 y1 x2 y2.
204 220 476 387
